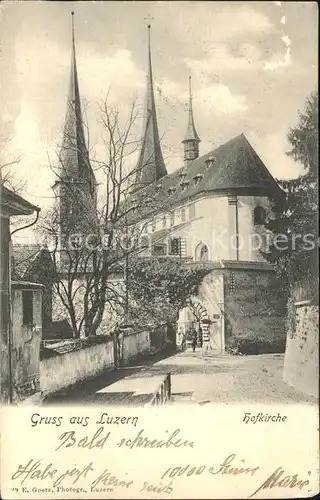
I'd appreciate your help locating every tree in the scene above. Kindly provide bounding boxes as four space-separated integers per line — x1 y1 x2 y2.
39 97 168 338
263 90 318 304
0 134 26 193
128 256 212 328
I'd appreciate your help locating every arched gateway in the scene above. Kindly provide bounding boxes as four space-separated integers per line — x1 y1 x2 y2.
177 296 224 352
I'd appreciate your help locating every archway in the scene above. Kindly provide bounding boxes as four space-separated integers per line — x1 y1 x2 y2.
195 242 209 261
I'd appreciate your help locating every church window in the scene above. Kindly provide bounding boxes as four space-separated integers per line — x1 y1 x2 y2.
22 290 33 326
168 187 176 195
69 234 82 249
254 206 266 225
200 245 208 261
162 215 167 228
169 238 180 255
178 172 187 181
195 242 209 261
142 223 148 234
139 235 150 252
180 208 186 222
229 272 235 292
170 212 175 226
152 244 167 256
189 203 195 219
151 219 156 232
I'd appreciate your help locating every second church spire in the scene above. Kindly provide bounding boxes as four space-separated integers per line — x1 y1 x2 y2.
133 25 167 191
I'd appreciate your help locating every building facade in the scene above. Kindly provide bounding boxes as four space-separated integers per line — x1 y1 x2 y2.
51 18 286 351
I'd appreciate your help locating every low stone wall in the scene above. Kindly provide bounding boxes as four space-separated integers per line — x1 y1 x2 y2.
40 326 169 396
40 337 114 395
283 303 319 398
122 330 151 365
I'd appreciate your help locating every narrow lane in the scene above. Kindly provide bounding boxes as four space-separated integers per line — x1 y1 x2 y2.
43 347 316 406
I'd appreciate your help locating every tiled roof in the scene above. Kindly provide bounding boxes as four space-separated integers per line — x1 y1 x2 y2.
12 244 42 279
127 133 283 223
0 184 40 216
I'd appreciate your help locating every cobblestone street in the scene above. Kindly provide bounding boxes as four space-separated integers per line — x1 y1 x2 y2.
43 347 317 406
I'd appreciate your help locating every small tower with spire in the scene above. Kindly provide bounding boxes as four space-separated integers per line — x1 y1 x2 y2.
132 25 167 192
182 76 201 167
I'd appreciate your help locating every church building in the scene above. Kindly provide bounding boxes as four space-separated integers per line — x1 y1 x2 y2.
51 17 286 351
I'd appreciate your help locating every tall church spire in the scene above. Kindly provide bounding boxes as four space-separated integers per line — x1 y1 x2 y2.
56 12 96 200
182 76 201 167
133 25 167 191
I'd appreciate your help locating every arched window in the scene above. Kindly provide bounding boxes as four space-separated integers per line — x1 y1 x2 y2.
162 215 167 228
180 208 186 222
254 206 266 225
195 242 209 261
200 245 209 261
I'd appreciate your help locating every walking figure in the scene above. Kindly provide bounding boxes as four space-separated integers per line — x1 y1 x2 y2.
192 331 197 352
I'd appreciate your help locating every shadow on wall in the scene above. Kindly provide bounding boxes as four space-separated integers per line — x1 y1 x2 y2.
283 303 319 399
224 269 287 354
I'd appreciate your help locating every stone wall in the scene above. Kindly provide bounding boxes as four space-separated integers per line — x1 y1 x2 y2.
40 326 167 396
40 337 114 395
224 267 286 351
122 330 151 365
283 303 319 398
11 285 43 402
0 217 10 402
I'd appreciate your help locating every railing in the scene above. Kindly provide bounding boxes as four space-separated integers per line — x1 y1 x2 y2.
148 373 171 406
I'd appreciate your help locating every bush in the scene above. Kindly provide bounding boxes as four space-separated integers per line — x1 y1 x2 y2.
226 332 286 355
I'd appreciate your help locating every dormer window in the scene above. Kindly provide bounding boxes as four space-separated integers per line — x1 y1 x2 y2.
205 156 216 168
168 187 176 195
193 174 203 186
180 181 190 191
178 172 187 181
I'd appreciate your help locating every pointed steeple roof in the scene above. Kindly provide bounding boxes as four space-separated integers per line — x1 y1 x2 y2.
57 12 96 199
183 76 200 143
133 25 167 191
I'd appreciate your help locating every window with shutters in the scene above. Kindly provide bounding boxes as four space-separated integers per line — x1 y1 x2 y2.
169 238 180 255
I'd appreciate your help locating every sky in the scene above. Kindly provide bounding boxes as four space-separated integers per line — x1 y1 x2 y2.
0 0 318 240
